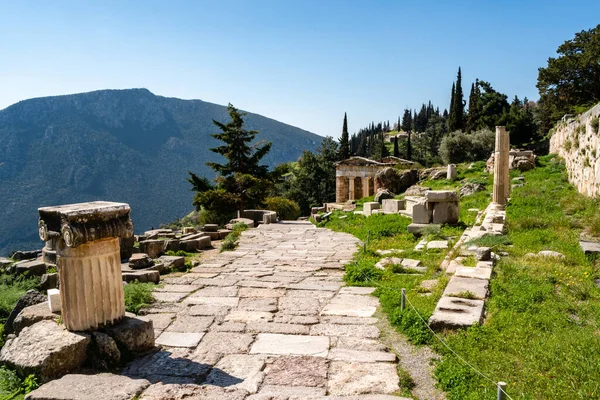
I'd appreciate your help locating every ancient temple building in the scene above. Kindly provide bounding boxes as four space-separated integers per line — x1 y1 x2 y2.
335 156 414 203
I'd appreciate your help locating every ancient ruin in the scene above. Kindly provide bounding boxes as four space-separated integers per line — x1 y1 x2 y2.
38 201 134 331
335 156 414 202
492 126 510 207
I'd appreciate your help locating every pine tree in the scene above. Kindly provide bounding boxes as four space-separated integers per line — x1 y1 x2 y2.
339 112 350 159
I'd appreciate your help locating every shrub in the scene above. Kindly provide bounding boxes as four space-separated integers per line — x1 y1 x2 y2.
564 139 572 151
591 116 600 135
264 197 301 220
123 282 155 314
439 129 495 165
220 223 248 252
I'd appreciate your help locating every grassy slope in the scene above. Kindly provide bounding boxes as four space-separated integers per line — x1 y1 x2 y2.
323 156 600 399
436 155 600 399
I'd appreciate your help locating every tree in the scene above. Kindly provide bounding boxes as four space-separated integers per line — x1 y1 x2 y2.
466 79 481 132
401 109 412 132
448 67 465 131
506 96 538 146
537 24 600 133
339 112 350 159
477 80 509 129
189 104 273 222
393 136 400 157
448 82 456 130
406 131 412 161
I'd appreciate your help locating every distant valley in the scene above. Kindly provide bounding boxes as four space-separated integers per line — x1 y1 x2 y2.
0 88 321 255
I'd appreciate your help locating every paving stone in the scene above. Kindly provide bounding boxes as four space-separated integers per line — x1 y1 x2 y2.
320 316 377 325
443 276 489 300
194 332 255 355
206 354 266 393
193 286 239 297
238 297 278 312
273 314 320 325
213 322 247 332
333 337 387 352
183 296 240 307
327 348 396 363
279 296 322 316
247 385 326 399
27 373 150 400
427 240 449 250
263 356 328 387
153 292 188 303
320 303 377 318
287 281 342 291
155 284 201 293
310 324 379 339
139 383 248 400
338 287 376 295
237 280 284 289
188 304 231 316
123 348 212 380
166 315 214 333
155 332 205 348
225 310 274 323
246 322 310 335
139 303 184 315
328 361 400 395
194 277 239 287
250 333 329 357
238 288 287 298
144 313 176 330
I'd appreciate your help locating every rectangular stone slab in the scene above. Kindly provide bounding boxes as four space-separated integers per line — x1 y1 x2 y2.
455 266 492 281
429 296 485 330
250 333 329 357
443 276 488 299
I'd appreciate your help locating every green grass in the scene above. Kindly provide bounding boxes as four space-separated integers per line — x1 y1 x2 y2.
124 282 155 314
435 155 600 399
0 274 40 324
220 222 249 252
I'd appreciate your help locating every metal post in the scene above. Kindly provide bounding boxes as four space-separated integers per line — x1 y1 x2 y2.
364 230 370 253
497 382 507 400
401 288 406 311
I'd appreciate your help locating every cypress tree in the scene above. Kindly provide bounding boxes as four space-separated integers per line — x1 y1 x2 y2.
451 67 465 131
339 112 350 159
448 82 456 130
401 109 412 132
466 79 481 132
393 136 400 157
406 131 412 161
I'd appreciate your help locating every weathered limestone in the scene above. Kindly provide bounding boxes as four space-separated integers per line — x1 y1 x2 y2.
362 202 380 216
38 201 134 331
447 164 457 180
429 297 485 330
382 199 405 214
492 126 510 207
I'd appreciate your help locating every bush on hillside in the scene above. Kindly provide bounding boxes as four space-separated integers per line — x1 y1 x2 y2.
439 129 495 165
264 197 301 220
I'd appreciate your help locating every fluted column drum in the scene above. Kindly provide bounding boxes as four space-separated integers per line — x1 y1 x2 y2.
57 237 125 331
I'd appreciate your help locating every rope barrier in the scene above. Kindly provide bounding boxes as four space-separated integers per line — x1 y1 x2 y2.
357 266 515 400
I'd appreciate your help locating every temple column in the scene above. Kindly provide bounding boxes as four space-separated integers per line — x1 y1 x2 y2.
38 201 134 331
362 177 370 198
348 177 355 201
336 176 348 203
492 126 510 207
373 177 379 195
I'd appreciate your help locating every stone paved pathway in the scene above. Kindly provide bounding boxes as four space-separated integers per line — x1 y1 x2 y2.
126 221 411 399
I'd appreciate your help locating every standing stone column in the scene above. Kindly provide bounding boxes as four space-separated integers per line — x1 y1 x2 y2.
492 126 510 207
336 176 347 203
362 177 371 198
348 177 355 200
38 202 134 331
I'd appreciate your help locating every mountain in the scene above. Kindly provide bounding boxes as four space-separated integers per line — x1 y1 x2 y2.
0 88 322 255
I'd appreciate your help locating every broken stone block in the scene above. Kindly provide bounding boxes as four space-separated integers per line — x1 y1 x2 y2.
455 267 492 281
179 239 199 252
88 331 121 370
0 320 90 382
39 273 58 290
538 250 565 259
412 202 430 224
327 361 400 395
158 255 185 269
12 303 60 335
139 240 166 258
203 224 219 232
263 355 328 388
102 315 154 358
362 202 380 217
407 223 433 234
432 201 459 224
129 253 154 269
429 296 485 330
26 373 150 400
381 199 404 214
122 270 160 284
14 259 47 277
165 239 181 252
198 235 212 249
3 290 46 335
48 288 61 312
425 190 459 203
475 247 492 261
580 240 600 255
427 240 448 250
447 164 457 180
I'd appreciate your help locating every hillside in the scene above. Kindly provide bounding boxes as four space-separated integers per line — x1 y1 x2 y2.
0 89 322 255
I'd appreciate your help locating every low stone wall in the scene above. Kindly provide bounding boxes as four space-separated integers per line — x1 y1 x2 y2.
550 103 600 197
240 209 277 225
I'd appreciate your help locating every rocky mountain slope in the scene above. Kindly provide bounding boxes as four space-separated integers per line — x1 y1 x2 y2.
0 88 321 255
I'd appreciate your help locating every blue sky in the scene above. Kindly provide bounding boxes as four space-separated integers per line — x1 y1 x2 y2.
1 1 599 138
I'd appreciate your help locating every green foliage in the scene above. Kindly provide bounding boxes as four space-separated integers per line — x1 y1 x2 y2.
124 282 155 314
537 24 600 134
165 250 196 257
339 112 350 159
436 155 600 399
448 68 465 131
0 366 38 399
564 139 572 151
194 188 238 226
0 274 40 323
439 129 495 165
220 222 249 252
264 197 301 220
